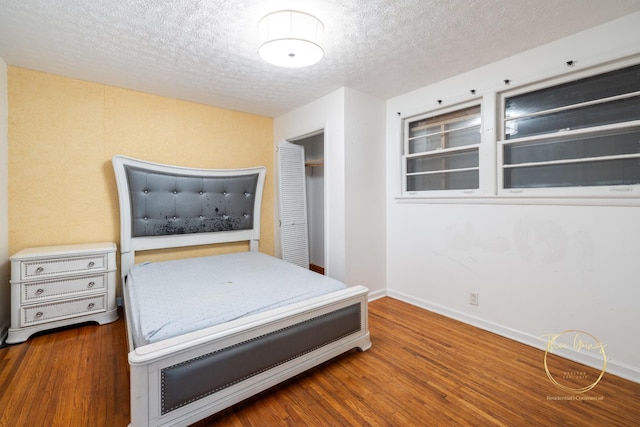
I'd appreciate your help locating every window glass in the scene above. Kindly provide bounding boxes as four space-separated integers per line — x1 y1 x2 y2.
408 105 480 152
504 127 640 165
409 133 442 154
506 96 640 139
505 64 640 119
501 62 640 192
408 170 479 192
446 125 481 148
504 158 640 189
404 104 481 194
408 151 478 173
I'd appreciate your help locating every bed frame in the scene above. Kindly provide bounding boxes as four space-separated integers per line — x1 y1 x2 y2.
112 155 371 427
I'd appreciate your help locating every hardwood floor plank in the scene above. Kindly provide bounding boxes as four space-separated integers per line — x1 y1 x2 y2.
1 298 639 426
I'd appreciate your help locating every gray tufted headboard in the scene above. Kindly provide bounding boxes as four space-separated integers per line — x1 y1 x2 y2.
112 155 266 281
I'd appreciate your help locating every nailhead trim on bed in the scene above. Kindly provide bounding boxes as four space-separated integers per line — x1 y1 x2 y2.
160 303 362 415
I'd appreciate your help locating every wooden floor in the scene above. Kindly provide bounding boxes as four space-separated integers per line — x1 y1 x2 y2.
1 297 639 426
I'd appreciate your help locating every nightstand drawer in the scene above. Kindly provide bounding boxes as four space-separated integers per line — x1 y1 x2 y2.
21 253 108 280
8 242 118 344
22 274 106 303
21 294 106 327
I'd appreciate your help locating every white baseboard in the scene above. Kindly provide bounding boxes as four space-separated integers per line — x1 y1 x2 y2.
367 288 387 302
386 289 640 385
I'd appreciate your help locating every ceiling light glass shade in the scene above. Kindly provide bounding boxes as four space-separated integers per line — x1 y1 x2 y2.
258 10 324 68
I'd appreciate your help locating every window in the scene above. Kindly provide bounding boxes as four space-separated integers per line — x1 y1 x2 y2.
398 60 640 202
499 63 640 193
403 104 481 194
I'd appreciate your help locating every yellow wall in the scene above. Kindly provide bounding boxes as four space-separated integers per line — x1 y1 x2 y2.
8 67 274 275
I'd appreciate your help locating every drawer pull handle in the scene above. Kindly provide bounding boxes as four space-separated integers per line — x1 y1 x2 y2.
88 281 95 288
35 288 44 295
88 261 95 268
34 312 43 319
35 266 44 274
88 303 95 310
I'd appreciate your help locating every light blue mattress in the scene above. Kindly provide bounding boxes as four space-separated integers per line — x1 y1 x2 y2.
125 251 346 347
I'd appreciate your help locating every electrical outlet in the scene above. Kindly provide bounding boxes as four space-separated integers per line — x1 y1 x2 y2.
469 292 479 306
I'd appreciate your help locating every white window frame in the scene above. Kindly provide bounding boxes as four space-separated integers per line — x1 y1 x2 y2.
401 99 483 197
496 59 640 199
397 57 640 206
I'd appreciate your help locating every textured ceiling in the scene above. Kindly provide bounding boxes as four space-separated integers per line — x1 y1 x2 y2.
1 0 640 117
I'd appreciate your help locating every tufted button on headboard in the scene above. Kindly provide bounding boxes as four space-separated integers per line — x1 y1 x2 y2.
112 155 266 281
124 166 258 237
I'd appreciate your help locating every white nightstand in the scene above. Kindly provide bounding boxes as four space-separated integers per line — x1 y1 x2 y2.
7 242 119 344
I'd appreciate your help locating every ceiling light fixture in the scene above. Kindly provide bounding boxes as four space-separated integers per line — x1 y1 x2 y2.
257 10 324 68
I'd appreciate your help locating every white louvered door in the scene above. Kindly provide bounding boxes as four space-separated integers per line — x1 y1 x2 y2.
277 141 309 269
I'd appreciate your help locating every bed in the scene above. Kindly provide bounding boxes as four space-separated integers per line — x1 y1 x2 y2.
112 155 371 427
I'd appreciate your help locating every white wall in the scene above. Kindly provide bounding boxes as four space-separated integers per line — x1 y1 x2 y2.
386 12 640 382
0 57 9 342
344 88 386 296
275 89 347 281
275 87 386 297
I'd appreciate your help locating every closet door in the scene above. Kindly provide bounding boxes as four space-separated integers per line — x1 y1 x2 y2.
277 141 310 269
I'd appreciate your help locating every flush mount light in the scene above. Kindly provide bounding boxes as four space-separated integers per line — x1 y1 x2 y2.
257 10 324 68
